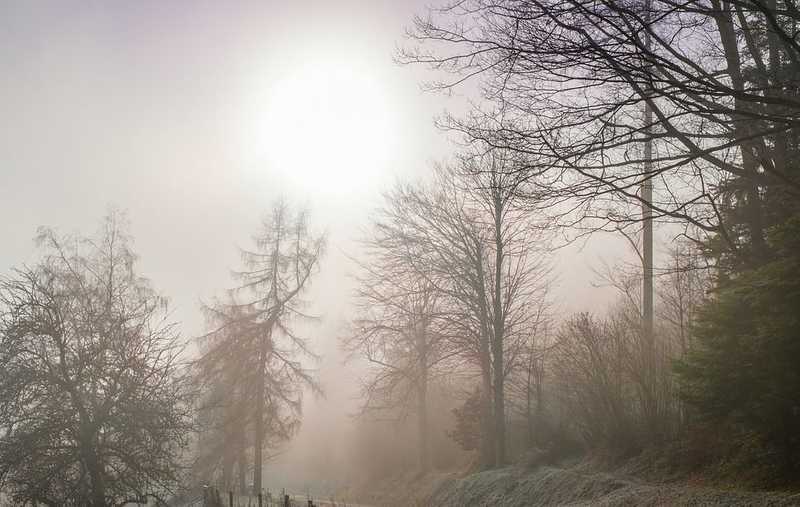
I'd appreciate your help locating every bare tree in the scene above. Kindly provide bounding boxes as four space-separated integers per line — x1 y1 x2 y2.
505 297 553 449
370 150 551 467
657 240 712 358
0 212 193 507
346 210 462 473
402 0 800 265
550 312 638 449
346 277 447 472
374 169 499 467
458 148 552 465
196 200 325 495
593 247 675 440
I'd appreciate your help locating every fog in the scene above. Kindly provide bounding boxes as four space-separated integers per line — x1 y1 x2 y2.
0 0 623 455
8 1 786 505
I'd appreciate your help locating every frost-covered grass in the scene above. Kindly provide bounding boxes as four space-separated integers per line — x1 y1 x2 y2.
427 465 800 506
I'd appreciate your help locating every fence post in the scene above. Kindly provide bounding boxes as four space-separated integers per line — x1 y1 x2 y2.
258 491 263 507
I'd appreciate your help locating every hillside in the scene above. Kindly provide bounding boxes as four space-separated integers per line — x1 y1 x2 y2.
427 465 800 506
349 461 800 507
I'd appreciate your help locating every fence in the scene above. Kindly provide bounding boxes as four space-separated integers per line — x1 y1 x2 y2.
200 486 352 507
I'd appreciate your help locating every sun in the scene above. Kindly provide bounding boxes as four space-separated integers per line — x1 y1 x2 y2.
244 60 396 197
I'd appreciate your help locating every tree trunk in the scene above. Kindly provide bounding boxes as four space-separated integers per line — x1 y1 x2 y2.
479 366 495 469
713 0 767 264
253 336 267 496
222 445 233 491
492 338 506 465
526 358 534 448
238 449 247 495
535 361 544 442
417 376 430 473
475 243 496 469
417 326 431 473
492 190 507 465
77 416 106 507
83 440 106 507
478 314 495 468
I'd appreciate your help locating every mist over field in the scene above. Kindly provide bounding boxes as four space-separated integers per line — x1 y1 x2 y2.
1 1 799 506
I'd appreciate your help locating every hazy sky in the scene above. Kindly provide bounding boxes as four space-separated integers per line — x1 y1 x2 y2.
0 0 627 330
0 0 627 490
0 0 455 331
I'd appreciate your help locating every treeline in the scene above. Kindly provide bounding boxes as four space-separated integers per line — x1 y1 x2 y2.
344 151 709 476
345 0 800 484
0 203 328 505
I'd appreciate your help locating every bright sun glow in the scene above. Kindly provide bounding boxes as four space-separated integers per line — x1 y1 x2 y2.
244 60 396 196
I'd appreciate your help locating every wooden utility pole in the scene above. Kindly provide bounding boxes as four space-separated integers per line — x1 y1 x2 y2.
642 0 655 359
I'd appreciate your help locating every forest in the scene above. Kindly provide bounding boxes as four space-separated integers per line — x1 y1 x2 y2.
0 0 799 505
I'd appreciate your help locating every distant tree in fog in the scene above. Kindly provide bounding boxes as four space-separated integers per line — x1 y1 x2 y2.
0 212 193 506
346 241 452 473
373 169 498 468
193 302 252 494
362 150 552 468
657 241 711 358
195 200 325 495
506 298 552 449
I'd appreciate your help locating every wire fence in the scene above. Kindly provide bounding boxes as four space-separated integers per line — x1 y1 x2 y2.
198 486 356 507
